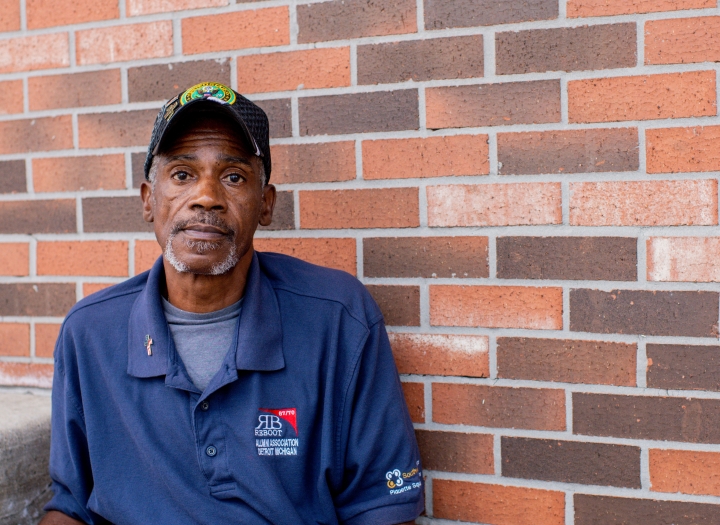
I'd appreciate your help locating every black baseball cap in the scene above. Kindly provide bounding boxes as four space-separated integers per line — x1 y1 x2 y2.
144 81 271 181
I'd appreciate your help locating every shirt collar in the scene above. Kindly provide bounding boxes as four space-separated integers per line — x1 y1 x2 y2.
127 252 284 379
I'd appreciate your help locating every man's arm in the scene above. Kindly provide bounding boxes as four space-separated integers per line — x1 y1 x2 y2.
38 511 85 525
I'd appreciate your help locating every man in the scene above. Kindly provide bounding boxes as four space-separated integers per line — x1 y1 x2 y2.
40 81 423 525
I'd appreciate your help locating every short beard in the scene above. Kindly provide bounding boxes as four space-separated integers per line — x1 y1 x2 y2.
163 212 240 276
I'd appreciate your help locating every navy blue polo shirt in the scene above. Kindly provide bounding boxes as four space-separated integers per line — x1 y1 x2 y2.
47 252 424 525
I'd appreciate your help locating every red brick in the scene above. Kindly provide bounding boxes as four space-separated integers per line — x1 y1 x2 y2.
358 35 484 84
37 241 128 277
416 430 493 474
647 237 720 282
569 180 717 226
0 243 29 276
33 155 125 193
647 126 720 174
0 116 73 154
35 323 60 358
497 337 636 386
426 80 560 129
363 135 489 180
0 33 70 73
646 17 720 65
568 0 714 17
0 362 54 388
0 0 20 32
83 283 113 297
27 0 118 29
29 70 121 111
271 142 355 184
650 449 720 497
0 80 23 115
78 109 156 148
568 71 716 123
237 48 350 94
300 188 419 229
253 238 356 275
76 21 173 66
182 8 289 55
427 183 562 227
401 382 424 423
388 333 489 377
430 285 563 330
135 240 161 275
0 323 30 357
433 383 566 431
298 0 415 43
127 0 226 16
433 480 564 525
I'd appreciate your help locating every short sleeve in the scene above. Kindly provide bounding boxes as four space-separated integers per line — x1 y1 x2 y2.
44 328 106 525
333 319 424 525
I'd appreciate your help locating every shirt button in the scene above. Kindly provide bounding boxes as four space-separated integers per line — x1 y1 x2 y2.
200 402 210 411
206 446 217 457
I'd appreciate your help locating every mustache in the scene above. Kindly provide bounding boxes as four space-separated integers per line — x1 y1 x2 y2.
170 212 236 238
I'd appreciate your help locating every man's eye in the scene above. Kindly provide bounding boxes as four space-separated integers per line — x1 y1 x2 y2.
226 173 242 183
172 171 190 181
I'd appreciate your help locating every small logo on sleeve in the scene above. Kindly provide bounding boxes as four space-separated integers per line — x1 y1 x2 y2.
255 408 299 457
386 461 422 495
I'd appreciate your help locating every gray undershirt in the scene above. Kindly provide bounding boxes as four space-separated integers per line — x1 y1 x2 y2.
162 297 243 392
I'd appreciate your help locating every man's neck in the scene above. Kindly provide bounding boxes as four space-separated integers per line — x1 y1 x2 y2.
162 248 254 313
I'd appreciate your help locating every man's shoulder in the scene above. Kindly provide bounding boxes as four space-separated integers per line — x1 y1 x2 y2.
63 271 149 326
257 251 382 326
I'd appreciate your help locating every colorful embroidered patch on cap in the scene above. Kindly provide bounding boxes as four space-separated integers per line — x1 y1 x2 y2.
179 82 236 106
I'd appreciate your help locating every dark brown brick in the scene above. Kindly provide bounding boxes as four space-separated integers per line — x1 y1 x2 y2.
497 237 637 280
254 98 292 139
570 289 718 337
78 109 156 148
0 160 26 194
358 35 483 85
502 437 640 488
497 337 636 386
82 197 152 233
574 393 720 443
575 494 720 525
364 236 488 278
0 283 76 317
300 90 418 136
496 24 636 75
425 0 557 30
258 191 294 231
0 200 75 234
270 142 355 184
0 116 73 154
498 128 639 175
298 0 416 43
131 151 146 189
365 285 420 326
647 344 720 392
426 80 560 129
128 59 232 103
416 429 494 474
433 383 566 431
29 70 122 111
402 382 425 423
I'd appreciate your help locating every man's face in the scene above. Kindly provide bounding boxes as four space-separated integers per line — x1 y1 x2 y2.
141 110 275 276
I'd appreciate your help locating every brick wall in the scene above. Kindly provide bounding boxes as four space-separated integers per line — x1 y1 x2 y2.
2 0 720 522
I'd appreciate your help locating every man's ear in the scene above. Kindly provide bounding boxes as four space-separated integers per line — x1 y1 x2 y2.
259 184 276 227
140 181 154 223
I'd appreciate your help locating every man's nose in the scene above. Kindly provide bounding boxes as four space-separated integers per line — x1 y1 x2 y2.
188 175 225 210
